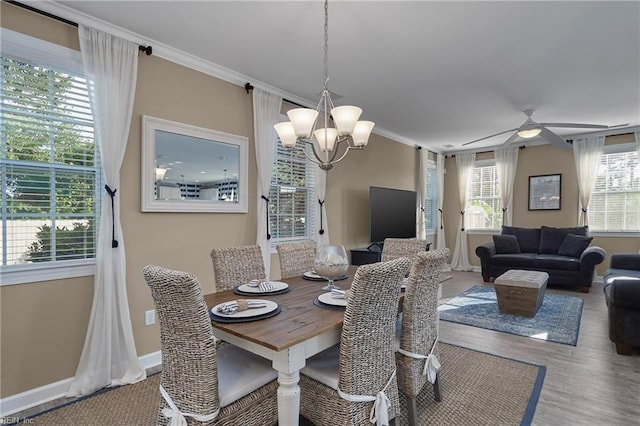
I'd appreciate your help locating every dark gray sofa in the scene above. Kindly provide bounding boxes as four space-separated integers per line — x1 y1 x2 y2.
475 225 606 293
603 254 640 355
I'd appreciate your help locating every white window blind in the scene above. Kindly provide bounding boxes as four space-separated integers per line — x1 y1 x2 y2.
424 162 438 232
1 55 98 267
590 147 640 232
269 142 316 244
468 163 502 230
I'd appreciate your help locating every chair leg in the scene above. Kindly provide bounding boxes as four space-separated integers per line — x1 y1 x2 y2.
391 416 400 426
406 396 419 426
433 371 443 402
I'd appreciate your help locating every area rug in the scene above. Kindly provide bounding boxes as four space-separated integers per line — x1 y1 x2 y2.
18 343 544 426
439 285 583 346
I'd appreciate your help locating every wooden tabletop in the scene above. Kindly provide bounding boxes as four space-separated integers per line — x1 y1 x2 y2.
204 266 358 352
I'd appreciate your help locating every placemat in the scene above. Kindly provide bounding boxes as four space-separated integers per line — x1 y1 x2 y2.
209 305 282 323
313 297 346 311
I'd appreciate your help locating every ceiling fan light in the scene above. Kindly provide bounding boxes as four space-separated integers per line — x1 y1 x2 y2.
331 105 362 135
274 122 297 147
352 120 375 146
155 167 167 181
517 128 542 138
287 108 319 138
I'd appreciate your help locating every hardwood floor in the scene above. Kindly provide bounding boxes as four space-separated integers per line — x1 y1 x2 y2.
440 271 640 426
9 272 640 425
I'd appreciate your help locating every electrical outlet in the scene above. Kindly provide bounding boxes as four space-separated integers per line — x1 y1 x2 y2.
145 309 156 326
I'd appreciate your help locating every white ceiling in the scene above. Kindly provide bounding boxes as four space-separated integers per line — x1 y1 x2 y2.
53 0 640 153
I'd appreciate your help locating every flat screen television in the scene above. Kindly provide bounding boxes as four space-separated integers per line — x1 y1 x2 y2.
369 186 417 244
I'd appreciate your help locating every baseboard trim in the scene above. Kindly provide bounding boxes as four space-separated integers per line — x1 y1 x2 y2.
0 351 161 417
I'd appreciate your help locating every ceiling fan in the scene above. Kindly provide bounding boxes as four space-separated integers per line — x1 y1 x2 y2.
462 110 624 151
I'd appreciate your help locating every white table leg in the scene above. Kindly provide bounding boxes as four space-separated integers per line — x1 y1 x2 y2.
277 370 300 426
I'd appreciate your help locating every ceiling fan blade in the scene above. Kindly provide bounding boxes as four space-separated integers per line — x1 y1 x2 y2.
540 127 571 151
462 128 518 146
538 122 610 129
500 132 520 147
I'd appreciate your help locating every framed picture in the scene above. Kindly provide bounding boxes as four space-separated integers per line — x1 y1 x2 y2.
528 174 561 210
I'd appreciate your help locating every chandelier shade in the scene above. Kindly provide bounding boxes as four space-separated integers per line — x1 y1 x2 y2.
272 0 374 171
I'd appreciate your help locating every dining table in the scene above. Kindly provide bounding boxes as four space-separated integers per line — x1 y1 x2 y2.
204 265 359 426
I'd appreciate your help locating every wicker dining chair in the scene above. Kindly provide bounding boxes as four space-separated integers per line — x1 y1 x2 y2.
299 257 411 426
395 249 448 425
210 245 266 292
381 238 429 263
276 240 316 279
143 265 278 426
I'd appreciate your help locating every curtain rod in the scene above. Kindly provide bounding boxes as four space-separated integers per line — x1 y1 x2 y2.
244 83 308 109
7 0 153 55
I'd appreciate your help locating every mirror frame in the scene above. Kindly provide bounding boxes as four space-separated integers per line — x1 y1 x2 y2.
141 115 248 213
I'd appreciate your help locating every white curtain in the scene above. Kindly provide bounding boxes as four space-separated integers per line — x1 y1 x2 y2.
315 167 329 247
449 152 475 271
416 147 427 239
572 135 605 226
494 147 519 226
635 130 640 156
68 26 145 397
435 153 450 270
253 89 283 278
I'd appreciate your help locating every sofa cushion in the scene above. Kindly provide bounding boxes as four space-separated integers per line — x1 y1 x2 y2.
532 254 581 271
493 234 521 254
539 226 588 254
557 234 593 258
491 253 537 268
501 226 541 254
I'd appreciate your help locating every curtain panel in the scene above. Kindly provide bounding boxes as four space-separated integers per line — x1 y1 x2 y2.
572 136 605 226
450 152 475 271
494 147 519 226
252 89 283 278
68 25 145 397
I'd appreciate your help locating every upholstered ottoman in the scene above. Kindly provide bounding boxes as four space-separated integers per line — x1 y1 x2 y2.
494 270 549 317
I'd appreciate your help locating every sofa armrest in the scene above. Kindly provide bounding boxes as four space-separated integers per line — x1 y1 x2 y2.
607 280 640 310
580 246 606 267
610 254 640 271
476 242 496 260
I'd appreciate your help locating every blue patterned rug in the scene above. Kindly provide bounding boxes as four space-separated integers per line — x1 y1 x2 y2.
439 285 583 346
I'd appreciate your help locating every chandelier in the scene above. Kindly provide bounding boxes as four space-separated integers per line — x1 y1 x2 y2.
273 0 374 171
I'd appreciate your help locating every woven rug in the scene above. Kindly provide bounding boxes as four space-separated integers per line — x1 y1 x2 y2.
439 285 583 346
20 343 544 426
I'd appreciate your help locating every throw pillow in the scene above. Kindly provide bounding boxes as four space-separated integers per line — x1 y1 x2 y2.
539 226 589 254
557 234 593 258
493 234 521 254
501 226 541 253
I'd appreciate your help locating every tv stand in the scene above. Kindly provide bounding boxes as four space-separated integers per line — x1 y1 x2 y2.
351 245 382 265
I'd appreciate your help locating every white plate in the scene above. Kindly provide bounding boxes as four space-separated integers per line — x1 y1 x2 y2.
318 292 348 307
237 281 289 293
212 299 279 318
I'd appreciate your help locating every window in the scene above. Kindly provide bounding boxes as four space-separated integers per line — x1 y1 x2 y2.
1 31 98 278
423 161 438 233
467 161 502 230
590 144 640 232
268 138 316 245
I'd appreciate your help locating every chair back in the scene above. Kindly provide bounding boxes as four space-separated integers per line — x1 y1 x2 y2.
142 265 219 423
396 249 448 397
381 238 429 262
210 245 266 291
338 257 411 422
277 240 316 278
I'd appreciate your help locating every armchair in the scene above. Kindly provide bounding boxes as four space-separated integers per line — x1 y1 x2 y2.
603 254 640 355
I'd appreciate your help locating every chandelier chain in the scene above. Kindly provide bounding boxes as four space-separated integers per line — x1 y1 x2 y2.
323 0 329 89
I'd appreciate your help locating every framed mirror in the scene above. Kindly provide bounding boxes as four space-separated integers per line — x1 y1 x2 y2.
141 115 248 213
